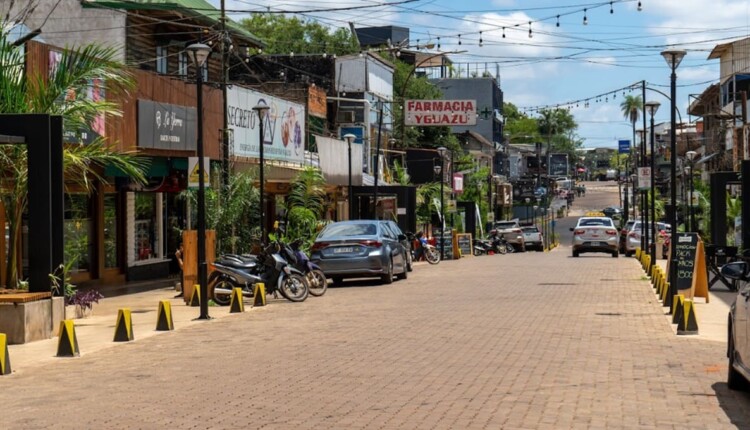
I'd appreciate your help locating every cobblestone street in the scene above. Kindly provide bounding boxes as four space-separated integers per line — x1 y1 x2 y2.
3 222 749 428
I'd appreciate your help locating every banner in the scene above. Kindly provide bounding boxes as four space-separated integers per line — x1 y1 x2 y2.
637 167 651 190
404 99 476 126
226 86 306 163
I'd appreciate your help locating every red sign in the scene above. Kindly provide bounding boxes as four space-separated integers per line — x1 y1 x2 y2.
405 99 477 126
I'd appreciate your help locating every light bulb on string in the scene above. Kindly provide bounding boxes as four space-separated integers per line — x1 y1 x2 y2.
583 9 588 25
556 15 560 27
479 31 483 47
502 27 506 38
416 39 420 49
437 37 441 49
528 22 533 38
638 1 642 11
610 2 614 13
458 34 462 45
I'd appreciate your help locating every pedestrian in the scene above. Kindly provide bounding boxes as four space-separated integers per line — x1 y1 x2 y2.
174 242 184 298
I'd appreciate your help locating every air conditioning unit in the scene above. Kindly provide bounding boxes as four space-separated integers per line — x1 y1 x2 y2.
337 110 356 123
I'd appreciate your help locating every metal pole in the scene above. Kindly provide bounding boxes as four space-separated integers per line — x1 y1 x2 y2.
689 166 694 231
649 113 657 265
668 64 678 301
259 113 265 243
220 0 230 189
348 139 352 220
641 80 647 251
440 156 445 260
196 66 209 320
373 104 383 218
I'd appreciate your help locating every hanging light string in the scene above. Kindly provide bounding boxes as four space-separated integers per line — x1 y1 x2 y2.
397 0 642 49
518 81 644 114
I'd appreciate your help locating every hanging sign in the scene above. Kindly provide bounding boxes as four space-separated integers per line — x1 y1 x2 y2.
637 167 651 190
452 173 464 194
618 140 631 154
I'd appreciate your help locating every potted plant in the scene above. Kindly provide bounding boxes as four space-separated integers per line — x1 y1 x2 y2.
67 289 104 319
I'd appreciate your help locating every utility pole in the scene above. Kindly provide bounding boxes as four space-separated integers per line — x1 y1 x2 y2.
220 0 230 189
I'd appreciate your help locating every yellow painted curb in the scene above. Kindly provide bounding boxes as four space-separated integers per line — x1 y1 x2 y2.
189 284 201 307
671 294 685 324
156 300 174 331
230 287 245 313
113 308 134 342
0 333 10 375
677 300 699 335
253 282 266 307
56 320 80 357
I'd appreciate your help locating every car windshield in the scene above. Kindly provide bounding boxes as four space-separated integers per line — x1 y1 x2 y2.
579 218 613 227
495 222 516 229
522 227 539 233
320 223 377 238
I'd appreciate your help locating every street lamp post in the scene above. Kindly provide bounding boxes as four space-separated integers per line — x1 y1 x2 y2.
344 134 356 220
252 103 271 244
635 128 646 250
525 197 531 223
686 150 697 231
186 42 212 320
661 49 687 298
644 100 660 266
437 147 447 260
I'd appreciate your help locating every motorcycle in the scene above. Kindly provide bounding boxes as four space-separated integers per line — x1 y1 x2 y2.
210 240 309 305
289 239 327 297
473 239 492 256
489 232 511 254
406 232 440 264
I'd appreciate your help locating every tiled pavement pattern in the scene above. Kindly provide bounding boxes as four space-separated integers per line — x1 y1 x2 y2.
2 246 750 429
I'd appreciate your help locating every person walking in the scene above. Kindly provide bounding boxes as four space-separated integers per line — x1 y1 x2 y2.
174 242 184 298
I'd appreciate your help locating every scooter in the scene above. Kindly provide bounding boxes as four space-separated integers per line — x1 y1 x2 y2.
289 239 327 297
210 240 309 305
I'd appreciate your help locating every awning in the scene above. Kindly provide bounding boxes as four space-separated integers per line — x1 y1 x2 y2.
104 156 187 177
697 152 720 164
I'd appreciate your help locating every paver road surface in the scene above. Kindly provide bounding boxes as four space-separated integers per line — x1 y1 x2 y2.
1 183 749 429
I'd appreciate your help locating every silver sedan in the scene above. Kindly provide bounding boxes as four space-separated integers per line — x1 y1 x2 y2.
570 216 620 258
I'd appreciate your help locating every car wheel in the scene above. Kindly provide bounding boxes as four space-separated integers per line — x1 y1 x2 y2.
381 259 394 285
397 263 408 280
625 251 633 257
573 251 579 257
406 251 413 272
728 324 748 390
612 251 619 258
332 277 343 287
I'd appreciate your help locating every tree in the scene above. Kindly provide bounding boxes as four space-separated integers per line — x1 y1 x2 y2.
620 95 642 145
240 14 358 55
0 26 146 288
284 166 328 248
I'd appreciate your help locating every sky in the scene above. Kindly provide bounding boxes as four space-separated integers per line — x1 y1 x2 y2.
213 0 750 149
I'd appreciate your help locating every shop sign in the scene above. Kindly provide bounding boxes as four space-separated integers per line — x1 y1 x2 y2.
404 99 476 126
138 100 196 150
226 86 306 164
188 157 210 188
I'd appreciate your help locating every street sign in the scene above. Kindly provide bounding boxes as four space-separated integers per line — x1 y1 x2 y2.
637 167 650 190
404 100 477 126
188 157 210 188
452 173 464 194
618 140 630 154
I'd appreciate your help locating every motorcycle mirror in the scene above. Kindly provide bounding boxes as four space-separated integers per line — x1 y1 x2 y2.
721 261 749 281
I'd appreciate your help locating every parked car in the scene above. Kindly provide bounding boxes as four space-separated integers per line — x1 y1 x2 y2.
570 216 620 257
720 261 750 390
380 220 412 272
491 220 526 252
602 206 622 219
619 220 636 254
310 220 409 285
521 226 544 252
623 221 671 257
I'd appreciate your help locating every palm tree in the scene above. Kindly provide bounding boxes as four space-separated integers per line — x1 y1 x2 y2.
287 166 327 215
0 26 146 288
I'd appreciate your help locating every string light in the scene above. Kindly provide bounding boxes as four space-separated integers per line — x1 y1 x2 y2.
479 31 483 47
556 15 560 27
528 22 533 38
638 1 642 11
583 9 588 25
437 37 441 49
502 27 506 38
458 34 462 45
610 2 614 13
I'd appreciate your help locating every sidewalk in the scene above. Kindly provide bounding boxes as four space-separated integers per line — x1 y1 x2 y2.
651 258 731 343
6 283 260 375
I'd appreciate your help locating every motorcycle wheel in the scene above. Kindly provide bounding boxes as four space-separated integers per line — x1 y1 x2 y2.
212 278 241 306
307 269 328 297
279 273 309 302
505 243 515 254
425 247 441 264
497 244 507 255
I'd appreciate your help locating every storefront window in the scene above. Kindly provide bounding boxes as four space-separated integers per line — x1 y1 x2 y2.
64 194 92 272
134 193 157 261
104 194 118 268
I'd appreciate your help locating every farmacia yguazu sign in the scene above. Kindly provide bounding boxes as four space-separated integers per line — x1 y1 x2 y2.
404 100 477 126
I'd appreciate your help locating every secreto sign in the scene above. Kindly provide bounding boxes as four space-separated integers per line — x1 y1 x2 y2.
227 86 306 163
404 99 477 126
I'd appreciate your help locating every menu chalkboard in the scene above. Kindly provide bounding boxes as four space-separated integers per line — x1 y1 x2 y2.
674 233 698 291
434 229 454 260
456 233 473 258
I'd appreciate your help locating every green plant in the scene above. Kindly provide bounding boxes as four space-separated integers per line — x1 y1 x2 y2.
49 261 77 299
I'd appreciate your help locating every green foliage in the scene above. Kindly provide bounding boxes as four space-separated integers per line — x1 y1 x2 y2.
283 206 320 251
620 95 643 126
49 261 77 299
287 166 327 215
392 159 411 185
457 166 491 229
240 14 358 55
0 26 146 288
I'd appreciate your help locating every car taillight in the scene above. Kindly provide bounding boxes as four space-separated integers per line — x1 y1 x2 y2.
629 232 640 240
310 242 329 252
513 229 522 233
574 229 585 235
605 229 617 235
359 240 382 248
